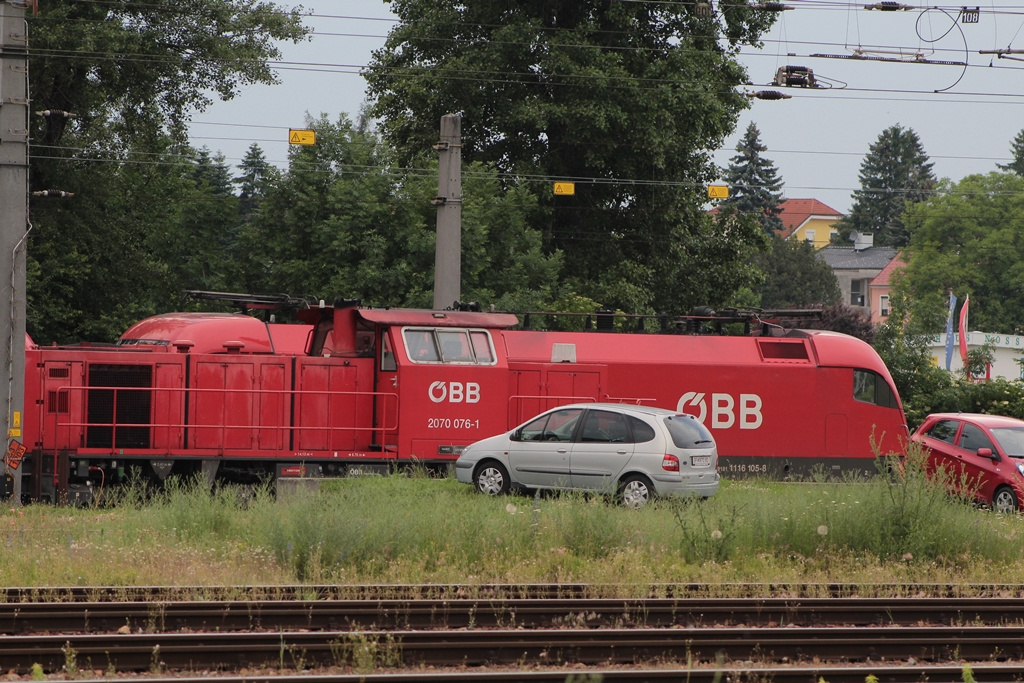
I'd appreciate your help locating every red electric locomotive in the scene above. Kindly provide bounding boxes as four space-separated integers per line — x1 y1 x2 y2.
15 295 908 503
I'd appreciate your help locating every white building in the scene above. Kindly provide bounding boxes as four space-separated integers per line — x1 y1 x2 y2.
927 332 1024 380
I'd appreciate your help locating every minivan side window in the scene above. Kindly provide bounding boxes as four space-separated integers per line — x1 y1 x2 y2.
579 410 631 443
627 416 656 443
513 409 582 442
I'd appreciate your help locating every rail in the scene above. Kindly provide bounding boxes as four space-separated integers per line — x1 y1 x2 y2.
4 594 1024 679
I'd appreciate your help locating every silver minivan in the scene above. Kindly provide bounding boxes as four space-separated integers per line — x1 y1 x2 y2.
454 403 720 507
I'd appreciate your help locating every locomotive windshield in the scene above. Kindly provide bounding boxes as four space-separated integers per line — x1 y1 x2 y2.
402 327 496 365
853 369 900 409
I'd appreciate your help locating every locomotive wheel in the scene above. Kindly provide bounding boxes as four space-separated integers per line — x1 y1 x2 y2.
619 474 653 508
474 461 510 496
992 486 1018 514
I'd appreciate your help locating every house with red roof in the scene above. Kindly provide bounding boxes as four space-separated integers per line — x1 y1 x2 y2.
776 199 844 249
868 253 906 325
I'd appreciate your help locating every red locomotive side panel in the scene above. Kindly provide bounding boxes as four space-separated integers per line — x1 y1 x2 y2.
499 328 906 478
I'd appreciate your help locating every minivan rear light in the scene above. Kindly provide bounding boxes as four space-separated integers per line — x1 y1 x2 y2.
662 454 680 472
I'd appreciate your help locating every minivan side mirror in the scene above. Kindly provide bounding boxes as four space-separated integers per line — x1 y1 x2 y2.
511 428 523 442
977 447 995 459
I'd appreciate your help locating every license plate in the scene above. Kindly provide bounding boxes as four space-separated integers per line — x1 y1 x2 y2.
691 455 711 467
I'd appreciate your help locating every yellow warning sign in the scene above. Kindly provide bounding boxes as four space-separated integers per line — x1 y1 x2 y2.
554 182 575 196
288 129 316 146
707 185 729 199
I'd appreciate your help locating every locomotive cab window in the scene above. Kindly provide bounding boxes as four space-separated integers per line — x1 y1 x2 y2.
403 328 497 365
380 334 397 372
853 369 899 409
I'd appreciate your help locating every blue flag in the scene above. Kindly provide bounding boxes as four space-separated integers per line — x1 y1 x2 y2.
944 291 957 371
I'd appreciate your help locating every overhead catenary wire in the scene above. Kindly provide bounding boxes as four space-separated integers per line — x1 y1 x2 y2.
26 0 1024 212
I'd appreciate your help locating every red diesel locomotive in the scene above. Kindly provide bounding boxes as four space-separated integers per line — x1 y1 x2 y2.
12 296 908 503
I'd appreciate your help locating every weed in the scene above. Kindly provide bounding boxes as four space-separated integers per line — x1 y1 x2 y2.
330 632 402 674
287 645 308 672
149 644 163 674
669 494 740 563
62 641 78 678
30 663 44 681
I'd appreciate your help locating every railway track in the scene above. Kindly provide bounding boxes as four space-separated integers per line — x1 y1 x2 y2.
4 589 1024 681
5 581 1024 602
4 624 1024 670
23 668 1024 683
5 595 1024 633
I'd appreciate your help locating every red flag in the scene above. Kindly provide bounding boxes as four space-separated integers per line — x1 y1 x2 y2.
958 294 970 365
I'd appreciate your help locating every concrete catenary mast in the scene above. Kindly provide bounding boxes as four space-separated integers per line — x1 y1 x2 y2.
432 113 462 310
0 0 29 504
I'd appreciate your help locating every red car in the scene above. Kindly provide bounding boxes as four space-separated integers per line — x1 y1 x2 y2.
911 413 1024 513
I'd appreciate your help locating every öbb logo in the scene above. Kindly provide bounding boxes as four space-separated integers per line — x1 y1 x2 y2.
676 392 763 429
429 381 481 404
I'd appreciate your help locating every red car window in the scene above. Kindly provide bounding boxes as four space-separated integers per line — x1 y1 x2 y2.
958 423 996 455
925 419 959 444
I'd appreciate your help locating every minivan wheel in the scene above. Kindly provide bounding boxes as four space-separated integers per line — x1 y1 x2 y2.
992 486 1018 514
619 474 653 508
474 461 510 496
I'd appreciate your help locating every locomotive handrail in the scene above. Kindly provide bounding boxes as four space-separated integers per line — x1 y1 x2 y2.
516 307 826 335
46 384 399 454
602 396 658 405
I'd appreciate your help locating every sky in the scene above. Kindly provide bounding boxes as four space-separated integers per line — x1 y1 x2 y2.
190 0 1024 215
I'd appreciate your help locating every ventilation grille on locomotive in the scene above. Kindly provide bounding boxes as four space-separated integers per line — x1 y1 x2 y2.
86 364 154 449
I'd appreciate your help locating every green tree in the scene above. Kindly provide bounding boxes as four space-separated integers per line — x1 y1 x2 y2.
27 146 194 343
364 0 776 314
804 303 875 344
192 148 234 197
998 129 1024 176
235 143 279 222
235 115 563 309
158 150 239 300
26 1 307 342
722 122 785 234
901 172 1024 334
752 235 840 308
836 125 935 248
29 0 307 150
872 282 951 429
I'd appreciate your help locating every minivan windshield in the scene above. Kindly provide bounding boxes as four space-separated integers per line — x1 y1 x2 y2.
663 415 715 449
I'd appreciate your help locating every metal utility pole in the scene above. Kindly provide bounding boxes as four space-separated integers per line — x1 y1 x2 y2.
432 113 462 310
0 0 29 504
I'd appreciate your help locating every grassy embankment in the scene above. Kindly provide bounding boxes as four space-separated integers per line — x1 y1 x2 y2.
3 453 1022 594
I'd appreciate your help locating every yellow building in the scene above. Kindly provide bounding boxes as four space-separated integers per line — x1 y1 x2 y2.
776 198 843 250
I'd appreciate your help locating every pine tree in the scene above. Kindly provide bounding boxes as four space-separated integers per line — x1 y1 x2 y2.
722 123 785 234
235 143 278 221
192 148 234 197
838 125 935 248
998 129 1024 176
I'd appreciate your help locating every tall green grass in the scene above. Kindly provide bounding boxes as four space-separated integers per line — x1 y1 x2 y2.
2 449 1022 591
